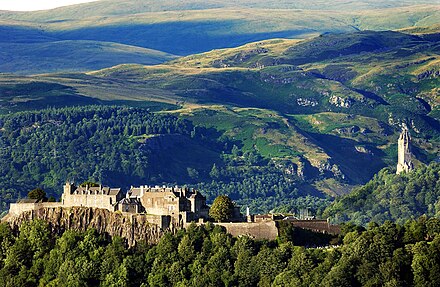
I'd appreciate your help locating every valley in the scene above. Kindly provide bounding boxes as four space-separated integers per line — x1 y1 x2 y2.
0 27 438 211
0 0 438 224
0 1 440 286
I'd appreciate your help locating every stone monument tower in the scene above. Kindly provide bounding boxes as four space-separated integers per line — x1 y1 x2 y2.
396 127 414 174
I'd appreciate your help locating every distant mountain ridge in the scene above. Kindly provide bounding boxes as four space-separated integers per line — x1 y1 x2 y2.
0 0 436 19
0 1 439 74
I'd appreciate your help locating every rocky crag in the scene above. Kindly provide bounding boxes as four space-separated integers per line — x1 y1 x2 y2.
4 207 176 247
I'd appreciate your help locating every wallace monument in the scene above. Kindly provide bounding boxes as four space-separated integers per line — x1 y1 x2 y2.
396 127 414 174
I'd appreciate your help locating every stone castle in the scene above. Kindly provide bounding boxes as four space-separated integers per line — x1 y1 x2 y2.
396 127 414 174
10 183 210 227
5 182 343 243
6 129 414 241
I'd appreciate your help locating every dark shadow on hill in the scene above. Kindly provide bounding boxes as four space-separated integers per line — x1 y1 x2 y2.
307 70 389 106
421 33 440 42
138 134 223 184
353 88 389 105
0 25 57 43
284 30 425 65
0 82 103 112
9 94 102 111
422 114 440 132
416 97 432 113
304 132 387 184
50 21 313 55
175 85 320 115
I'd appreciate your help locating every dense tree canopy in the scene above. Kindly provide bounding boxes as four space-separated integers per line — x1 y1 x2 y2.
27 188 46 201
1 217 440 286
324 162 440 225
0 106 328 216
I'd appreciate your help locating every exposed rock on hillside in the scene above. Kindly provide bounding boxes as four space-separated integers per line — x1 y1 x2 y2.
417 69 440 80
317 160 345 180
334 125 360 134
297 97 319 107
5 207 174 247
329 95 354 108
355 145 373 154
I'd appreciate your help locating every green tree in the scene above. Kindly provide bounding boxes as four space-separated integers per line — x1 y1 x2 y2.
80 182 99 188
209 164 220 179
187 168 199 181
209 195 234 222
28 188 46 201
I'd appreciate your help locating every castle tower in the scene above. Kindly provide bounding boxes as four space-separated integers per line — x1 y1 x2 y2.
63 181 74 195
396 128 414 174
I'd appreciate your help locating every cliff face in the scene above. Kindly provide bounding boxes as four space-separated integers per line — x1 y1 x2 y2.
5 207 174 247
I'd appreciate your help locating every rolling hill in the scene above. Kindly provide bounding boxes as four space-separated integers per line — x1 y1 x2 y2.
0 0 437 20
86 29 440 140
0 40 176 75
0 1 439 74
0 27 438 203
0 0 439 213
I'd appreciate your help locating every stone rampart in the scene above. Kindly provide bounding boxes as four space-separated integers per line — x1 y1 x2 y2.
9 202 63 216
288 220 341 234
213 221 279 240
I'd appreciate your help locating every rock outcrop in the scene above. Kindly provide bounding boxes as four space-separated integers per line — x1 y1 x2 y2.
329 95 354 108
5 207 176 247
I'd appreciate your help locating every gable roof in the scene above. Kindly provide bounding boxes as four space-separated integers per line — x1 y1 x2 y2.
17 198 43 203
73 186 121 196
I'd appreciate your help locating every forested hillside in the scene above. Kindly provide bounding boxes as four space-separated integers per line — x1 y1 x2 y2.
1 218 440 286
1 28 439 201
0 106 328 216
84 29 440 186
0 2 439 222
324 163 440 225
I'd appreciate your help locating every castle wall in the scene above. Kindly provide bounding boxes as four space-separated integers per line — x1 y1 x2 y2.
62 193 118 212
143 214 172 230
212 221 279 240
119 203 138 213
287 220 341 234
9 202 63 216
140 192 182 216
